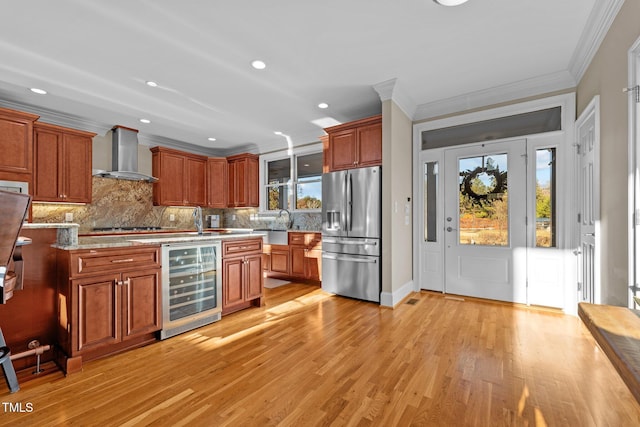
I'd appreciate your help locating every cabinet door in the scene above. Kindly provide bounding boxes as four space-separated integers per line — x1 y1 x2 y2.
269 248 290 275
122 268 161 340
155 151 185 205
207 158 228 208
290 246 306 278
62 133 92 203
305 249 322 281
33 128 61 201
74 274 121 353
246 156 259 207
356 122 382 167
230 160 247 207
223 257 245 310
186 157 207 206
0 109 36 175
227 161 238 207
245 254 263 300
329 129 357 171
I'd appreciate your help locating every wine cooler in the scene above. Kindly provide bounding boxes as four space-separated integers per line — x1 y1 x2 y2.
159 241 222 339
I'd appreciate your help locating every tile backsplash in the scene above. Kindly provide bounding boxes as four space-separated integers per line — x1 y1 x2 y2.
32 177 321 233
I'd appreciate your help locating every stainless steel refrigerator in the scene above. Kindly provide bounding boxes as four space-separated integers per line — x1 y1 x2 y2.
321 166 381 302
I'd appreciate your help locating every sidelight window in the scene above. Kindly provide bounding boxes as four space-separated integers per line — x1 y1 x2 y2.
424 161 438 242
535 148 556 247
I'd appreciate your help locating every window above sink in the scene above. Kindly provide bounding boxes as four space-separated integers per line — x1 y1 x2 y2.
260 145 322 213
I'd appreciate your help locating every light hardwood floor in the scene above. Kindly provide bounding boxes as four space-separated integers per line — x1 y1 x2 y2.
2 284 640 426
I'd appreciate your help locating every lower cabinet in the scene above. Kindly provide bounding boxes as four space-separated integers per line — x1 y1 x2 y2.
269 245 290 276
222 238 264 315
56 246 161 373
265 232 322 283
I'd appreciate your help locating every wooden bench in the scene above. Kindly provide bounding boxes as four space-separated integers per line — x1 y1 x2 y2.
578 302 640 404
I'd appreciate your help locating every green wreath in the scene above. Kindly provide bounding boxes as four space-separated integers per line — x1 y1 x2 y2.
461 167 506 201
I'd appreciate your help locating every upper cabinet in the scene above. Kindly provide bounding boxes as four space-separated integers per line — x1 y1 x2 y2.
33 122 95 203
324 115 382 171
151 148 258 208
207 157 227 208
151 147 207 206
227 153 259 208
0 107 39 182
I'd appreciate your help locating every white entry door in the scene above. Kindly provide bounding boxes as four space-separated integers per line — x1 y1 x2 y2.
575 96 600 304
444 139 528 303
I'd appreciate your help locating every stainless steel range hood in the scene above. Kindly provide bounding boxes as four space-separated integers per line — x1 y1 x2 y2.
93 126 158 182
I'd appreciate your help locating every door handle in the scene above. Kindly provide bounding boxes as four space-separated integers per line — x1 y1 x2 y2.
573 248 582 256
446 227 457 232
583 232 595 237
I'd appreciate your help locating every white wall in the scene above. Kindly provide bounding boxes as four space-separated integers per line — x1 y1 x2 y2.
577 0 640 306
381 99 414 306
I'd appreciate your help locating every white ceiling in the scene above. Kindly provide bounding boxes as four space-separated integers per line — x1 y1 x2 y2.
0 0 620 156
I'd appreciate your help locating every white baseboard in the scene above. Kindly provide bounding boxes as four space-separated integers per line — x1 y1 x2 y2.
380 280 414 307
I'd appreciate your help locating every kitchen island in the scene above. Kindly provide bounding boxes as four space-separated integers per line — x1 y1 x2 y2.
53 229 266 374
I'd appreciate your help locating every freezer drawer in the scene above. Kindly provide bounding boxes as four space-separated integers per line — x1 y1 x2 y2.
321 236 380 257
322 252 380 303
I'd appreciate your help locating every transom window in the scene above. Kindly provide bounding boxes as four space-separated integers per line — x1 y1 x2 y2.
262 149 322 212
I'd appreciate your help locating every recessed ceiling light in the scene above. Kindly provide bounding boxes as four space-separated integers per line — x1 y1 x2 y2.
30 88 47 95
208 137 216 142
318 102 329 109
251 60 266 70
145 81 158 87
433 0 469 6
139 119 151 124
274 131 283 135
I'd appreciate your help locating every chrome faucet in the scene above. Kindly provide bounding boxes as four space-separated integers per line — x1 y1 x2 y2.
193 206 203 235
278 208 293 229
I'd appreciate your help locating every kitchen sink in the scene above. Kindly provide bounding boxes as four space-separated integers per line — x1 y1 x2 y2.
255 229 288 245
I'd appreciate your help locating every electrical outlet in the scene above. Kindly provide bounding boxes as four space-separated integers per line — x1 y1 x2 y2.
169 214 175 221
65 212 73 222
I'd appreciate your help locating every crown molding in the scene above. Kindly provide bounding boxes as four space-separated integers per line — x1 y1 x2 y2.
373 78 417 119
568 0 625 82
0 98 112 135
137 133 229 157
413 70 576 121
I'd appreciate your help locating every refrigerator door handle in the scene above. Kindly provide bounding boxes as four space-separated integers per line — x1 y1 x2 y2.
346 173 352 231
341 173 347 232
322 253 378 264
322 238 377 246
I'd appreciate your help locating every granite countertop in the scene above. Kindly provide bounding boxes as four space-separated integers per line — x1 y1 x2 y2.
22 222 79 229
55 230 267 250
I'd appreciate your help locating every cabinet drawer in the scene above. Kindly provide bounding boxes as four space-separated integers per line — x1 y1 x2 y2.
70 246 161 277
222 238 263 257
288 232 322 247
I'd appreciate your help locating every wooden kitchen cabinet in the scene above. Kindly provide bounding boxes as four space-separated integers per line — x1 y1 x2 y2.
269 245 290 276
227 153 259 208
207 157 227 208
221 238 263 315
289 232 322 282
33 122 95 203
151 146 207 206
265 232 322 283
324 115 382 171
0 107 39 183
56 245 161 373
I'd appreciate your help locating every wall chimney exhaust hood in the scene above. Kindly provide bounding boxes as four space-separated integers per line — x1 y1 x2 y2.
93 126 158 182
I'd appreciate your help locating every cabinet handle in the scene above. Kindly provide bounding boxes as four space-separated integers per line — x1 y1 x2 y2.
111 258 135 263
123 278 131 286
